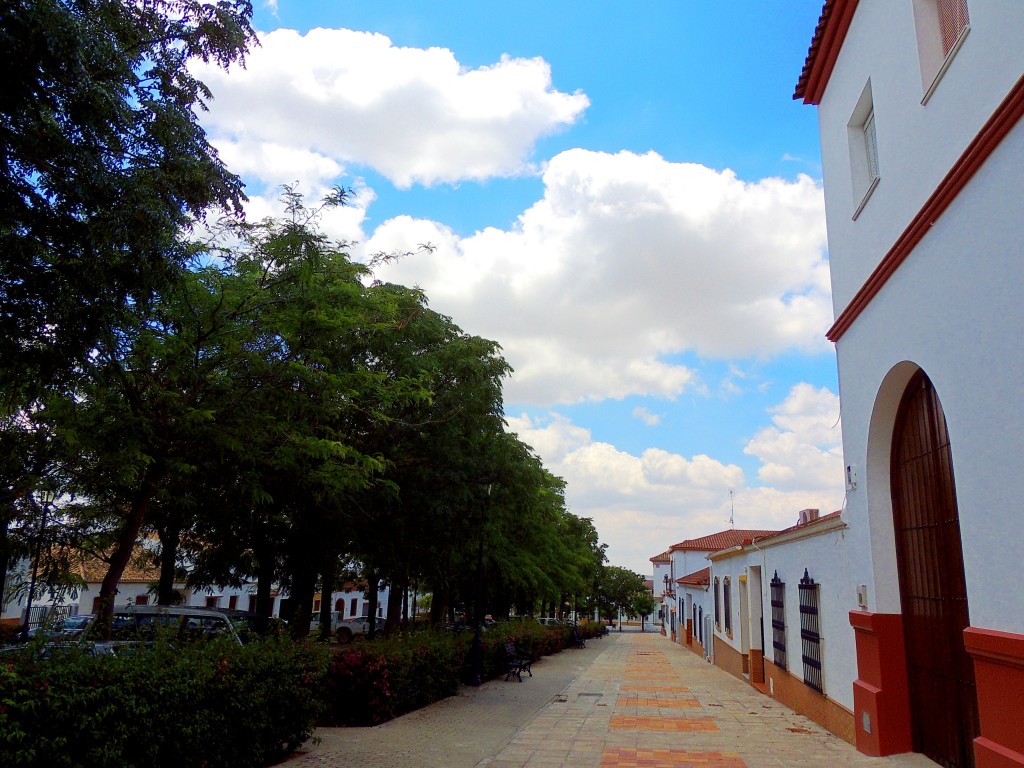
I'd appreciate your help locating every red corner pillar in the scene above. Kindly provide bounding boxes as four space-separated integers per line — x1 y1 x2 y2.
849 611 913 756
965 627 1024 768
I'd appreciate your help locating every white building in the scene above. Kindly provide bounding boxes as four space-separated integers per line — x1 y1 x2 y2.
795 2 1024 766
707 511 854 740
667 529 777 653
649 550 673 636
2 549 390 630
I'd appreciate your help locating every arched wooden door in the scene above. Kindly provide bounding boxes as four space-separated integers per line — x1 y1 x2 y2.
891 371 978 768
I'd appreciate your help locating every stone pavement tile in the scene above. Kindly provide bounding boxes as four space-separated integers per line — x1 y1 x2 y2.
620 683 691 693
599 748 748 768
288 632 950 768
609 715 720 732
616 695 702 708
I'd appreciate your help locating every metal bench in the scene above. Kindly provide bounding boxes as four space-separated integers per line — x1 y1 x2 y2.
504 641 533 682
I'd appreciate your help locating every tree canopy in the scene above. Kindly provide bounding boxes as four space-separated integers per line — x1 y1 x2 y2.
1 2 623 636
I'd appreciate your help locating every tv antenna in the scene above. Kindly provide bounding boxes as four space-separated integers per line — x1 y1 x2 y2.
728 488 734 529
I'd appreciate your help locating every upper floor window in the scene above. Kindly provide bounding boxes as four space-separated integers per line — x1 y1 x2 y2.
848 80 880 219
714 577 721 629
914 0 970 102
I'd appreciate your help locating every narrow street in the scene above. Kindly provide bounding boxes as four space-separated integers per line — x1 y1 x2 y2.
286 631 940 768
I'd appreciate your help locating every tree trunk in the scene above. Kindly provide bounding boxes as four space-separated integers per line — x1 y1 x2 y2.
97 461 165 639
156 514 182 604
318 551 337 640
0 507 11 612
365 566 379 638
254 536 276 619
288 554 316 640
385 571 404 634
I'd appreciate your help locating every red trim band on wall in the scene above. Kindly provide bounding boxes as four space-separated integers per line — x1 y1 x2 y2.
828 73 1024 342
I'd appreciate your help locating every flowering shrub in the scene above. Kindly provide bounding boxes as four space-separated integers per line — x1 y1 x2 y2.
0 636 330 768
321 619 608 726
321 631 463 726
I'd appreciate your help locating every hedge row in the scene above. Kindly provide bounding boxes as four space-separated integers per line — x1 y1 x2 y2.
0 637 330 768
320 620 608 726
0 620 608 765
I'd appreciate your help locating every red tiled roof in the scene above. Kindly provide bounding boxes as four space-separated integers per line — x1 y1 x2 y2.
677 567 710 587
793 0 859 105
753 510 843 544
649 550 671 563
79 551 161 584
669 529 780 553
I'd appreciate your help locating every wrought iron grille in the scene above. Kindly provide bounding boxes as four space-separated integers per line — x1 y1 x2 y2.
799 568 823 693
723 577 732 635
770 571 787 670
714 578 720 628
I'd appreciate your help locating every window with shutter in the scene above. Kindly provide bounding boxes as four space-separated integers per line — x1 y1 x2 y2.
848 80 880 219
914 0 970 101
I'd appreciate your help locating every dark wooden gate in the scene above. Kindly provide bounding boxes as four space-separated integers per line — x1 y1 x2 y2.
891 371 978 768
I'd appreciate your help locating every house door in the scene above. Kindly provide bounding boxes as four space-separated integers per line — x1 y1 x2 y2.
891 371 978 768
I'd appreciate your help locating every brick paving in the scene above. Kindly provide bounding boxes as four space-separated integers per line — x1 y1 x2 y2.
283 631 942 768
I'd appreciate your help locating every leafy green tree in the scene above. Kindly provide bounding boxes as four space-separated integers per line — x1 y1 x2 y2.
631 590 658 632
596 565 647 628
0 0 255 622
0 0 255 393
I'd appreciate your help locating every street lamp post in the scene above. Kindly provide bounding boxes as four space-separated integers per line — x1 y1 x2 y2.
21 487 55 641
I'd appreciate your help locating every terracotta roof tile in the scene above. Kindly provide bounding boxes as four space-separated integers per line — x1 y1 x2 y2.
794 0 859 105
753 510 843 543
649 550 671 563
677 567 710 587
669 528 780 553
78 548 161 584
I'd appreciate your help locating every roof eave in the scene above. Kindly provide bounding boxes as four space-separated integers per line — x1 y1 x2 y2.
794 0 860 105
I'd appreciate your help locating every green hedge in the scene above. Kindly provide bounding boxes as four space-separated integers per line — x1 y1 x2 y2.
0 619 610 764
321 620 609 726
0 636 330 768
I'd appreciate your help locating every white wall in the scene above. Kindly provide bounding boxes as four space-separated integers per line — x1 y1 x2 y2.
759 525 857 711
817 0 1024 635
817 0 1024 312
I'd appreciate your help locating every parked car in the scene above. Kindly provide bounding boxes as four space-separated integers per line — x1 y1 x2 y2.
89 606 243 650
53 614 93 639
335 615 385 643
216 608 286 643
309 610 343 636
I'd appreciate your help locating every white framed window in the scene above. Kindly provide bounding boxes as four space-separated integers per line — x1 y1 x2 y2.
913 0 970 102
848 80 880 219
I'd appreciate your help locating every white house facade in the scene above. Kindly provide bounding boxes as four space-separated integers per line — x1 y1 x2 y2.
796 2 1024 766
708 511 856 742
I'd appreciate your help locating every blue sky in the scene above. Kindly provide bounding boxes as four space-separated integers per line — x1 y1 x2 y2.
193 1 843 576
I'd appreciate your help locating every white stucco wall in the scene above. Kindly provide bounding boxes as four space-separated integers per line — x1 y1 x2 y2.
815 1 1024 635
758 524 857 712
834 124 1024 633
817 0 1024 312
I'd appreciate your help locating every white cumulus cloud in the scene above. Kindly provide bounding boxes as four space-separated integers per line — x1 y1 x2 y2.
193 28 589 190
506 382 844 575
370 149 831 405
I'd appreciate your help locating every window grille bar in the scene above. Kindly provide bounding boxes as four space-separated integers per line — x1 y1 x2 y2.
799 568 823 694
723 577 732 634
770 571 787 670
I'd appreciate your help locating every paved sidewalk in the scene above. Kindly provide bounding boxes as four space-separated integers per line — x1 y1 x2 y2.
285 632 940 768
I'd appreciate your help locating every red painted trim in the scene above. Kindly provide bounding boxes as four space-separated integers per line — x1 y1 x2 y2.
795 0 859 105
965 627 1024 767
849 611 913 756
828 73 1024 342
